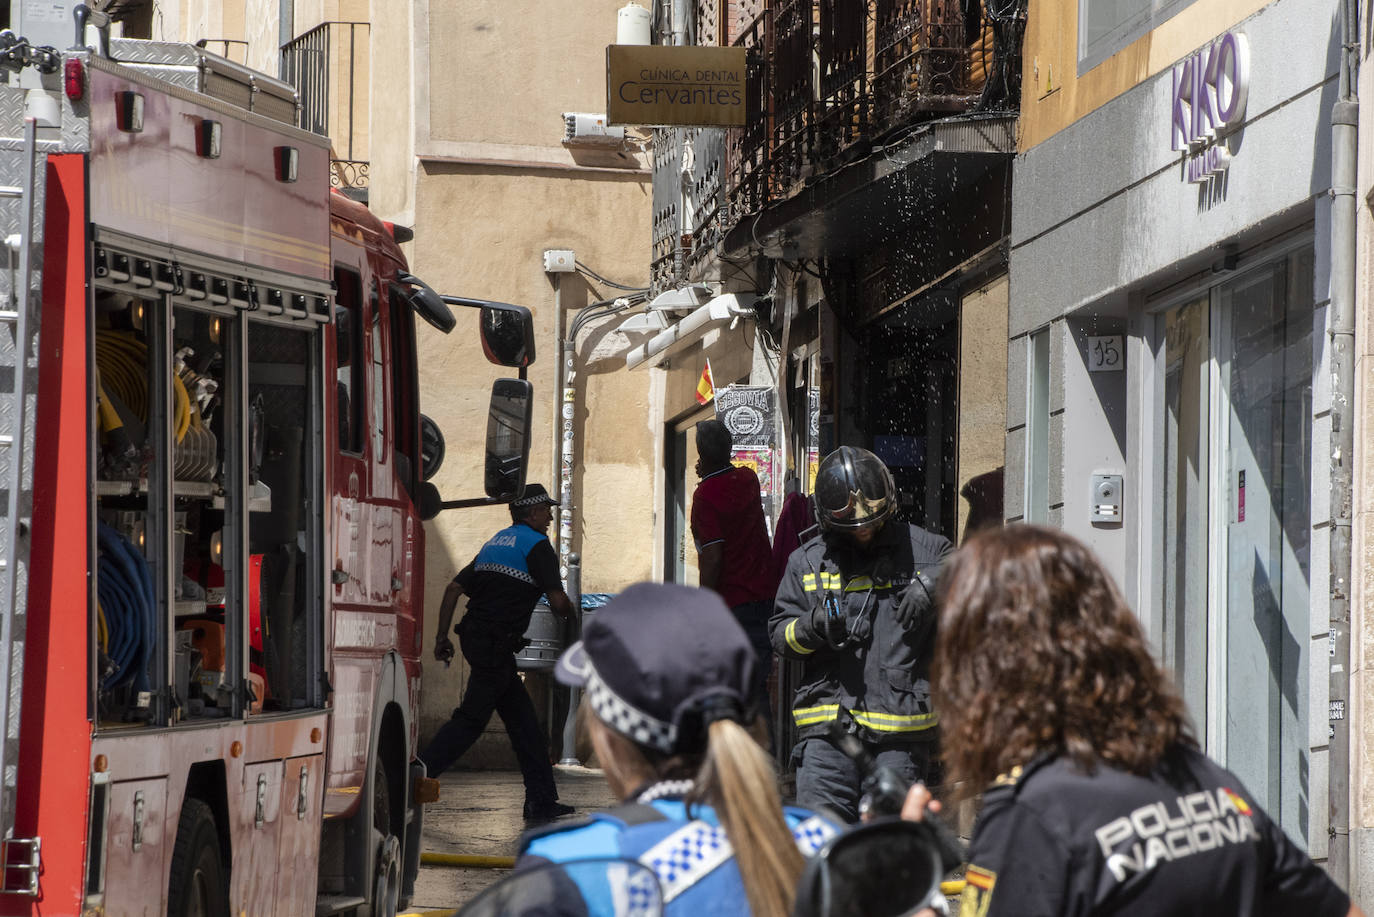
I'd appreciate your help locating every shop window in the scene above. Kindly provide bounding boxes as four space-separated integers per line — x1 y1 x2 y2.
1078 0 1199 74
1155 246 1313 844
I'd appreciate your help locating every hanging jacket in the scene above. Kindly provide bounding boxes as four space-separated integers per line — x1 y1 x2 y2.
770 521 953 744
518 797 840 916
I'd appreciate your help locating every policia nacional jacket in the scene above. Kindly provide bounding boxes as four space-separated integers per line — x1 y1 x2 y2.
958 745 1349 917
769 520 953 743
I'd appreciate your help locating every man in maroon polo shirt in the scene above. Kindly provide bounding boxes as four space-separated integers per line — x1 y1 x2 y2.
690 419 776 701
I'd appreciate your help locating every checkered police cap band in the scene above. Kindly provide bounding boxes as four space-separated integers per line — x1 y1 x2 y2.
512 490 556 508
585 664 678 753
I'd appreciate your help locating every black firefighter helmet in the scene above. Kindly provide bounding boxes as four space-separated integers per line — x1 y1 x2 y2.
812 446 896 534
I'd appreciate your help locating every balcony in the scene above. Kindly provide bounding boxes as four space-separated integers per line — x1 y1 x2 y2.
280 22 371 192
747 0 1023 205
650 0 1023 291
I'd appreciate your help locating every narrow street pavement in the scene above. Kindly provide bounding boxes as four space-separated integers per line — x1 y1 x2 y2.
403 764 969 916
404 765 618 915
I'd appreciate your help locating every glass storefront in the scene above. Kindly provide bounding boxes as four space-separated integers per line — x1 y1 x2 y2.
1157 245 1314 844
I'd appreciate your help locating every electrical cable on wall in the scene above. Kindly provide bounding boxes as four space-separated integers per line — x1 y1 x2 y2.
574 260 650 293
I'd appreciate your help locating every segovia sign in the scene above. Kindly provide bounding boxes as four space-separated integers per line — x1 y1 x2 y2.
607 45 747 127
1171 31 1250 184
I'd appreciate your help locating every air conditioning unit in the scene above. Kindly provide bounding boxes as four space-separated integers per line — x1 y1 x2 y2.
563 112 626 148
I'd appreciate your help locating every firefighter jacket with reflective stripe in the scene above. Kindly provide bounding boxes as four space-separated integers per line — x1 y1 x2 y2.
769 521 953 744
518 799 840 915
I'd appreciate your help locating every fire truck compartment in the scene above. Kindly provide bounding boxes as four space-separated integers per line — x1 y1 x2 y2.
92 258 328 729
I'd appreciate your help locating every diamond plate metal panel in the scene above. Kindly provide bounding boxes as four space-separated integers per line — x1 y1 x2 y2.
0 118 44 844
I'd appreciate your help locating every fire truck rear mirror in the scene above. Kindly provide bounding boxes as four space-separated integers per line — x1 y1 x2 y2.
479 304 535 368
485 378 533 500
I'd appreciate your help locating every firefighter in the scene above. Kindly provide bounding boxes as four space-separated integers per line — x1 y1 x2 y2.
419 484 576 824
770 446 953 822
518 582 841 916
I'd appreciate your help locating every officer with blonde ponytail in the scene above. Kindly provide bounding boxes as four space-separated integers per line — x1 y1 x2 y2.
519 583 840 917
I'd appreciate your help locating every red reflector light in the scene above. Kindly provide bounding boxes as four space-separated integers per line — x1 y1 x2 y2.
63 58 83 101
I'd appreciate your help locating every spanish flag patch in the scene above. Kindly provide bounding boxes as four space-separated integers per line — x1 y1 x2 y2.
960 864 997 917
1221 787 1253 816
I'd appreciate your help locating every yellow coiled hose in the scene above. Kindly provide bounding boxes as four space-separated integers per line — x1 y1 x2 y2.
95 330 191 443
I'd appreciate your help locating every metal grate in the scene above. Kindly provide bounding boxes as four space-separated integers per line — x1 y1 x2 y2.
873 0 980 127
651 128 684 294
814 0 870 169
726 10 772 224
770 0 812 192
686 128 728 278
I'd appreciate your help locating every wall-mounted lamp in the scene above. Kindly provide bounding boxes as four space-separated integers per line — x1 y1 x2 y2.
645 283 712 312
616 310 671 333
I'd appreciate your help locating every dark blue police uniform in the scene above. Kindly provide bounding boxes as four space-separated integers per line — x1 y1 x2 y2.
960 744 1351 917
419 520 563 810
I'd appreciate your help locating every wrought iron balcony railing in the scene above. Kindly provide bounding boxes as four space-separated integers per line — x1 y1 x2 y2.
724 0 1025 230
280 21 371 190
651 0 1022 290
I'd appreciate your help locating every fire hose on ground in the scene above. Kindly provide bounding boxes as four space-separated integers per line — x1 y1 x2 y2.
412 852 967 898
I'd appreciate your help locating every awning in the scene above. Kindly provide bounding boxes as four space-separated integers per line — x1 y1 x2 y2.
625 293 757 370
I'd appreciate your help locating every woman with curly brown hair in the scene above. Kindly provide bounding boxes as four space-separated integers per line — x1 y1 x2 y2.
904 524 1361 917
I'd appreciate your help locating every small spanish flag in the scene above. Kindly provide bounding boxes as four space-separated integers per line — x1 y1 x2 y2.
695 358 715 405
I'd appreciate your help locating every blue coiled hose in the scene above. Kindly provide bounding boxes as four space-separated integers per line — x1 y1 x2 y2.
97 522 154 696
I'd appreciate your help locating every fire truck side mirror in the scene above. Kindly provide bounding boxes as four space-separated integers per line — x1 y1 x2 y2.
415 381 533 518
484 378 533 500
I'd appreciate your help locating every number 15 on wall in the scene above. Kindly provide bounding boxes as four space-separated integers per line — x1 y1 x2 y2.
1088 335 1124 372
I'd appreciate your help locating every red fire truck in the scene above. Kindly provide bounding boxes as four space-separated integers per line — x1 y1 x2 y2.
0 32 536 917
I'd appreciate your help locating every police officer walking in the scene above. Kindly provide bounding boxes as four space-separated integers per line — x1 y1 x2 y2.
419 484 576 824
770 447 952 822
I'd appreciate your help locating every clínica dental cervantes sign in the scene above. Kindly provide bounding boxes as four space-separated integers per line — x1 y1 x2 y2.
607 45 747 127
1171 30 1250 184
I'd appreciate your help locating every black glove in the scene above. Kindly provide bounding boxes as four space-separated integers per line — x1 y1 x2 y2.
893 570 937 634
806 596 849 650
